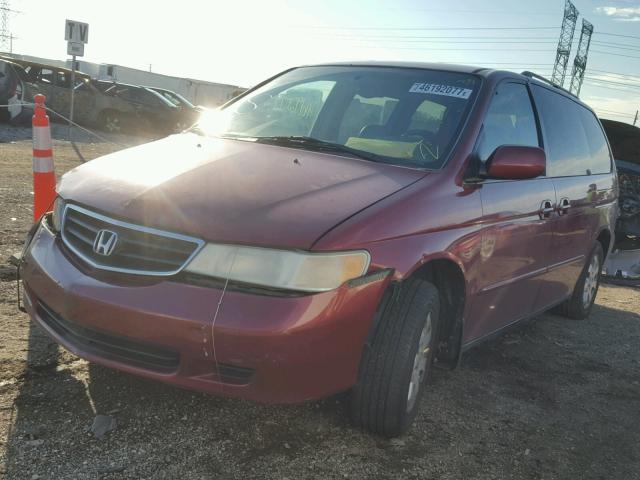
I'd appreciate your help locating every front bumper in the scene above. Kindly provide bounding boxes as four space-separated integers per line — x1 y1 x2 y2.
20 220 389 403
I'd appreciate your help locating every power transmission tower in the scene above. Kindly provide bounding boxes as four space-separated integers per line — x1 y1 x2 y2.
551 0 579 88
569 19 594 97
0 0 14 53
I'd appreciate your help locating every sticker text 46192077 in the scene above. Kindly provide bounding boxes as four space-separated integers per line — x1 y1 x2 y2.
409 83 473 99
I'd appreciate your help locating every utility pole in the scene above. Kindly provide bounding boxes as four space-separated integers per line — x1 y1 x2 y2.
551 0 579 88
634 110 638 126
569 19 594 97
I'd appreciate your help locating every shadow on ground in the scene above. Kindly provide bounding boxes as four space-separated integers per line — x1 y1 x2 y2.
3 296 640 479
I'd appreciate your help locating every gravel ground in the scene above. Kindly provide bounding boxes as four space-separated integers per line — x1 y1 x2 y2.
0 125 639 479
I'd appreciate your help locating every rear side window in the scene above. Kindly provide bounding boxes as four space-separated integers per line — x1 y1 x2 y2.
476 82 539 162
531 85 611 176
578 108 612 174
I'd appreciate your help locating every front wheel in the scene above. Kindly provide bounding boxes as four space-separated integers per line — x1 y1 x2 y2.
99 110 129 134
350 278 440 437
557 242 604 320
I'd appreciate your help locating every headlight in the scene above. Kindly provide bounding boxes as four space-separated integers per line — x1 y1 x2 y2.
51 197 66 233
184 244 370 292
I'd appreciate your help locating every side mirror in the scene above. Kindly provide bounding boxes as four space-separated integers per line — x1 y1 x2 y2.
486 145 546 180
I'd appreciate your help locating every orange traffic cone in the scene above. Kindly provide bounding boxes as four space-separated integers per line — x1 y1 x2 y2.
32 94 56 222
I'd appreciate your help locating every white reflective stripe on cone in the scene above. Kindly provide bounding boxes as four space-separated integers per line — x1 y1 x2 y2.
33 126 52 150
33 156 54 173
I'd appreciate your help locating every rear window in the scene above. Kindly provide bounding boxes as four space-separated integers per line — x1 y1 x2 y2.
532 85 611 176
199 66 480 169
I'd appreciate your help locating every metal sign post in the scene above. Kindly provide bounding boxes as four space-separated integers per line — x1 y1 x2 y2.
64 19 88 128
70 55 76 125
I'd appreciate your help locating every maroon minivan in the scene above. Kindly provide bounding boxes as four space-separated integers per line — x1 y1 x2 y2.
20 62 617 437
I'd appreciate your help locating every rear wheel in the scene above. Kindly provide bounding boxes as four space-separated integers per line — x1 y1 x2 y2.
350 278 440 437
556 242 604 320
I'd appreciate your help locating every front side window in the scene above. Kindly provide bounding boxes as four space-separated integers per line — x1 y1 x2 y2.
37 68 54 84
476 82 539 162
531 85 611 176
196 66 480 169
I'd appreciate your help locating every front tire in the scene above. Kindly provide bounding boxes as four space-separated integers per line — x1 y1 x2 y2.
350 278 440 437
99 110 129 134
557 242 604 320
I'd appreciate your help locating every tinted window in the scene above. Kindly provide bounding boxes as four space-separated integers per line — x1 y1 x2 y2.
532 85 611 176
476 82 539 162
37 68 54 84
56 71 70 88
578 108 612 174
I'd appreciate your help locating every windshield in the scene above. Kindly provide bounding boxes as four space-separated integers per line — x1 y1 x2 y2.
196 66 479 168
158 89 195 109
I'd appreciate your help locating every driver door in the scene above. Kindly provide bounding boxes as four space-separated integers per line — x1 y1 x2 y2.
466 81 556 342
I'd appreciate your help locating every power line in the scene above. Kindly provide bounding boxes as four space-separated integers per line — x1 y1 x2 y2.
593 108 636 118
296 25 560 31
310 33 559 40
586 83 640 95
594 31 640 41
592 40 640 50
591 50 640 59
585 79 640 90
585 77 640 89
592 42 640 52
585 68 640 78
346 45 555 52
321 38 558 44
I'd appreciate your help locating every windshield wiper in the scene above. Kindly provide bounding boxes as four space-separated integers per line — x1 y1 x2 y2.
251 136 388 163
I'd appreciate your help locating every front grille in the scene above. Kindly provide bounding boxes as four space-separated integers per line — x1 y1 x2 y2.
36 301 180 372
61 204 203 276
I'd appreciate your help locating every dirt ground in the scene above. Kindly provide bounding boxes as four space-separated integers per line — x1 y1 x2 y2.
0 125 639 480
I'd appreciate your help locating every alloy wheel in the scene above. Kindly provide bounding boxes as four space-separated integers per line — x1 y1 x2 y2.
582 254 601 309
406 312 432 413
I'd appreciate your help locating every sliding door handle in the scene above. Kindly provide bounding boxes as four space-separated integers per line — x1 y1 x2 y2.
539 199 555 219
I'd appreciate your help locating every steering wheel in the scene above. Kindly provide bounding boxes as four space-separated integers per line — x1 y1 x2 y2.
401 129 438 144
401 129 440 162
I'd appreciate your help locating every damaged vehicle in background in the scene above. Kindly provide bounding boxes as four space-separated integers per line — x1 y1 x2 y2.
0 56 139 132
0 57 32 124
20 63 617 437
600 119 640 281
146 85 205 116
96 81 198 134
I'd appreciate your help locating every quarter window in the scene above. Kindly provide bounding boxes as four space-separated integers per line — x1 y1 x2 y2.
476 82 539 162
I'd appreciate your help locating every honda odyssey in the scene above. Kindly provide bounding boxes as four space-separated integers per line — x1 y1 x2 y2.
20 62 617 437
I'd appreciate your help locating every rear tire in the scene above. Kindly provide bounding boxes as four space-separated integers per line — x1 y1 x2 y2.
556 242 604 320
350 278 440 437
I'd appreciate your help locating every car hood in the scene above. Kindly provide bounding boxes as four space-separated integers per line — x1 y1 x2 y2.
58 133 425 249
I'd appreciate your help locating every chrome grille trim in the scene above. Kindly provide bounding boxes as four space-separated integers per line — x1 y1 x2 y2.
60 204 205 276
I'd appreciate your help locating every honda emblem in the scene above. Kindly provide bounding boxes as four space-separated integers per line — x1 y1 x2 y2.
93 229 118 256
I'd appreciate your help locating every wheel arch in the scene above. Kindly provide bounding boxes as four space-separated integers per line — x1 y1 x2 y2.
404 256 467 367
596 228 612 259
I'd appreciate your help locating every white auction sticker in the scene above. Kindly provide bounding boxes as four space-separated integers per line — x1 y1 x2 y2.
409 83 473 99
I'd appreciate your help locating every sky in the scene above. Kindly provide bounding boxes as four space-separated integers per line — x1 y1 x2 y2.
4 0 640 124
